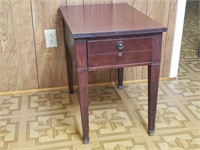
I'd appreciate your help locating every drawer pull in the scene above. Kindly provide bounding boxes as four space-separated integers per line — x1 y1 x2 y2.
116 41 125 50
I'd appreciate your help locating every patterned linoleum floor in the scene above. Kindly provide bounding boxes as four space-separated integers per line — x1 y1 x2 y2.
0 1 200 150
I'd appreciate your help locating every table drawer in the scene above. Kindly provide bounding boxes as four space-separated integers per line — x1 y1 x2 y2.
88 51 151 68
87 37 152 55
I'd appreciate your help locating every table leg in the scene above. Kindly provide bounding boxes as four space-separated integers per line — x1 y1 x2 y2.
118 68 124 89
198 40 200 58
77 70 89 144
148 64 160 136
65 42 74 94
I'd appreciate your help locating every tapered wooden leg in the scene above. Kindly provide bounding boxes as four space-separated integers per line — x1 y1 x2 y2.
198 40 200 58
77 70 89 144
65 42 74 94
118 68 124 89
148 64 160 136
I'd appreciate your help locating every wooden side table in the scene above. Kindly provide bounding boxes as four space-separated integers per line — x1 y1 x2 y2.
60 3 167 144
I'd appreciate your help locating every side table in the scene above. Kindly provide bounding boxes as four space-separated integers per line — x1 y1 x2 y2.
60 3 167 144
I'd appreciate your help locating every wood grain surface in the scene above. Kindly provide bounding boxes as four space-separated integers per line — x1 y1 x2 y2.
127 0 147 14
146 0 171 79
163 0 178 77
0 0 38 92
67 0 83 5
0 0 19 92
31 0 68 88
113 0 127 3
60 4 166 38
12 0 38 90
0 0 179 92
84 0 112 5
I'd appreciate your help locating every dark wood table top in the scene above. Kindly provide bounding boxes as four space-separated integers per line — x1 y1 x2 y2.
60 3 167 39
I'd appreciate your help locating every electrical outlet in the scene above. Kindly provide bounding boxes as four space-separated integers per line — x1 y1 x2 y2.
44 29 58 48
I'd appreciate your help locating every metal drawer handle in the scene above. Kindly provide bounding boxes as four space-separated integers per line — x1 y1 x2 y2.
116 41 125 50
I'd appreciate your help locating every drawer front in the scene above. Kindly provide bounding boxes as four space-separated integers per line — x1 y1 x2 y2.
88 37 152 55
88 51 152 68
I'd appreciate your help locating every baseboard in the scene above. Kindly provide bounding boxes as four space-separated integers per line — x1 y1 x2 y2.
0 77 176 96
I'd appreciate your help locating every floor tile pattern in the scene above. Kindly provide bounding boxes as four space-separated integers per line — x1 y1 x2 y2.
0 1 200 150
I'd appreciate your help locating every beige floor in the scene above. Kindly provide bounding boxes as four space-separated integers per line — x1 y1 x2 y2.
0 1 200 150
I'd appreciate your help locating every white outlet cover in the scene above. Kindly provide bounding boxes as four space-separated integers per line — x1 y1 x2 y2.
44 29 58 48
